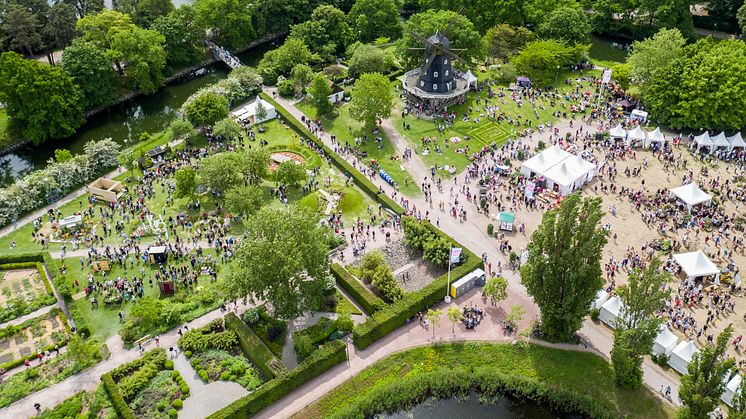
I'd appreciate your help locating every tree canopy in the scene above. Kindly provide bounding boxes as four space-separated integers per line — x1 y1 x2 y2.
397 10 482 70
307 73 333 117
512 39 589 86
61 39 118 110
0 51 84 144
289 4 352 58
258 38 318 85
348 44 394 78
349 73 393 129
151 6 205 69
589 0 693 39
536 6 591 45
483 24 534 62
226 206 330 320
643 38 746 130
627 28 686 90
275 160 307 188
416 0 526 31
348 0 401 43
193 0 255 50
183 90 229 126
520 193 607 341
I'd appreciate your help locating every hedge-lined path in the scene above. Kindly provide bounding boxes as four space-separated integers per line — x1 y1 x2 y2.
262 89 682 409
0 167 124 239
0 304 57 329
174 352 249 419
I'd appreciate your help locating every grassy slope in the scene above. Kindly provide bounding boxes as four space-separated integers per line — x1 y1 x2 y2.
295 342 674 419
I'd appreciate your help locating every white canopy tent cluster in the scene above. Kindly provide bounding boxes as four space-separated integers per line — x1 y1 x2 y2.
520 145 596 195
672 250 720 283
232 96 277 124
608 125 746 152
693 131 746 153
608 124 668 149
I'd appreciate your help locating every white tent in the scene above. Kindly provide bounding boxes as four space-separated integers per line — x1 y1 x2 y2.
543 156 596 195
231 96 276 124
670 182 712 211
592 289 609 309
520 145 573 178
628 125 647 143
673 250 720 282
722 374 742 407
599 296 623 328
645 127 666 148
609 124 627 140
669 341 699 375
463 70 478 89
711 132 730 149
652 326 678 356
694 132 714 152
727 132 746 150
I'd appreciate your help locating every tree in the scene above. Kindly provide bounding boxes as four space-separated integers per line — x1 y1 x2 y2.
523 0 580 25
291 64 314 96
520 193 607 341
349 73 393 129
422 236 450 267
483 24 534 62
307 74 333 117
242 148 270 185
255 98 268 122
424 308 442 335
348 0 401 43
348 44 393 78
184 91 229 126
739 2 746 34
0 52 84 144
627 28 686 90
2 4 43 56
194 0 255 50
67 335 100 373
61 39 118 110
42 3 78 64
63 0 103 18
213 117 243 140
197 152 243 195
589 0 693 39
416 0 526 32
610 259 670 389
226 206 330 320
536 6 590 45
505 305 525 328
611 62 632 89
679 325 735 419
174 166 197 199
512 39 589 87
289 4 352 57
225 185 264 216
707 0 741 21
168 118 197 142
258 38 318 85
643 38 746 130
482 276 508 306
54 149 74 163
732 378 746 417
446 306 461 333
397 10 482 70
275 161 307 188
151 6 204 68
113 0 173 27
359 250 387 284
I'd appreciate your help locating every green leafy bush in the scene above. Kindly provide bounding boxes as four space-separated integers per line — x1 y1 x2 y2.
157 401 167 412
331 263 385 314
169 408 178 417
242 308 260 325
171 370 180 379
165 360 174 370
221 371 231 381
293 335 315 361
173 399 183 409
178 329 238 353
180 384 189 394
101 373 136 419
184 350 192 358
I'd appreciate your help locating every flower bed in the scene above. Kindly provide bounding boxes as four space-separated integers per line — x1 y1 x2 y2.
0 261 56 323
224 312 283 379
37 385 116 419
189 349 262 390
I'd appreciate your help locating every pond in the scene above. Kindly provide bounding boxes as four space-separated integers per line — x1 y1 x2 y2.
382 393 584 419
589 34 630 66
0 40 278 187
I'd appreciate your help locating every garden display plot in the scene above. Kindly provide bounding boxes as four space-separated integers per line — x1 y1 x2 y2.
0 308 68 367
0 262 56 323
468 122 511 147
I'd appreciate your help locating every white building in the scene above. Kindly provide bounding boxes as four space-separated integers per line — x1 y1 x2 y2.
328 82 345 104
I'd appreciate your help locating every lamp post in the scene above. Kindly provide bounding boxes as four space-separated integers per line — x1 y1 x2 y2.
555 65 560 86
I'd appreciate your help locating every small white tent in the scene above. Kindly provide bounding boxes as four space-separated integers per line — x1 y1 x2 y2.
645 127 666 148
669 340 699 375
652 326 678 356
722 374 742 407
711 132 730 149
727 132 746 150
599 296 622 328
673 250 720 282
592 289 609 309
463 70 478 89
694 132 714 153
628 125 647 144
231 96 276 124
609 125 627 141
670 182 712 211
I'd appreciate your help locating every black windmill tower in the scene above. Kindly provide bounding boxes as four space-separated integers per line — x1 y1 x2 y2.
409 21 467 95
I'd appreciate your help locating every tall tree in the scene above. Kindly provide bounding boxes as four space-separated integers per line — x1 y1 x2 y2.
349 73 393 129
512 39 589 86
536 6 591 45
113 0 173 27
258 38 318 84
194 0 255 50
241 147 270 185
307 73 333 117
610 258 670 389
446 306 461 332
289 4 352 57
679 325 736 419
398 9 482 70
482 276 508 306
151 6 205 69
174 166 197 199
2 4 43 56
42 3 78 64
483 24 535 62
348 0 401 43
627 28 686 91
523 0 579 25
226 206 330 320
348 44 393 78
417 0 526 31
706 0 741 21
61 40 118 110
520 193 607 341
0 52 84 144
63 0 103 18
291 63 313 95
275 161 307 188
196 152 243 194
183 90 228 126
225 185 264 217
212 117 242 140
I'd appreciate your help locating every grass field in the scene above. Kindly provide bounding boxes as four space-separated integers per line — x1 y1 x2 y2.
294 342 675 419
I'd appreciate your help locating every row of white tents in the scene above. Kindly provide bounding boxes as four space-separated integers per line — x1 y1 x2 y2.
520 145 596 195
693 132 746 153
609 125 746 152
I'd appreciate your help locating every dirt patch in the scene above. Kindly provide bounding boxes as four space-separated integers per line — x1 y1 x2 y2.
268 151 306 171
0 268 44 305
0 313 67 368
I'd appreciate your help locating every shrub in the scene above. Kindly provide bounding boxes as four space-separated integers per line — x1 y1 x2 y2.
165 360 174 370
277 79 294 97
169 408 178 417
184 351 192 358
171 370 180 379
293 335 315 360
590 308 600 322
101 373 136 419
26 368 39 380
487 224 494 236
178 329 238 353
331 264 385 314
267 326 282 342
224 312 279 380
242 308 260 325
157 401 167 411
199 370 209 382
181 384 190 394
221 371 231 381
173 399 183 409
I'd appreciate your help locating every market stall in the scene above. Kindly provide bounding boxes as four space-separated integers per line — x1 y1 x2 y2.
727 132 746 151
711 132 731 151
592 289 609 309
609 124 627 142
672 250 720 283
627 125 647 146
722 374 742 407
599 295 623 328
498 212 515 231
693 132 714 153
652 326 678 357
645 127 667 149
669 340 699 375
669 182 712 212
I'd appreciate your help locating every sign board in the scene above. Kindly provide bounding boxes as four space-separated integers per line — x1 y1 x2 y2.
602 69 612 84
525 181 536 198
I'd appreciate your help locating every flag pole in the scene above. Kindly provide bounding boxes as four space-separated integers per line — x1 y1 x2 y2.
445 246 452 303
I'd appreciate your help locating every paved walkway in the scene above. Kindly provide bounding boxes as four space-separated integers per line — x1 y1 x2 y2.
174 352 248 419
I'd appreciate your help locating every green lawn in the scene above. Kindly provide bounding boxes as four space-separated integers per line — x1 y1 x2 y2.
295 100 421 197
294 342 674 419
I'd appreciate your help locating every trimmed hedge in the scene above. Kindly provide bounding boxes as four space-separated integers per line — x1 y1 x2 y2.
101 373 136 419
352 218 481 349
208 339 347 418
331 263 384 315
259 93 405 216
224 312 278 380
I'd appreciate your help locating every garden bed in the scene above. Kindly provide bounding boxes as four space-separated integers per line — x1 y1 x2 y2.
189 349 262 390
37 385 117 419
292 317 348 362
0 261 56 323
0 308 70 370
315 289 363 316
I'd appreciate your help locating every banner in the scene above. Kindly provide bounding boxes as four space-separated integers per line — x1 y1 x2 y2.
602 69 612 84
525 181 536 198
450 248 462 264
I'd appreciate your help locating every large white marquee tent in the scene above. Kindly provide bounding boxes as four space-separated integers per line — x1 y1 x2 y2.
672 250 720 282
644 127 666 148
627 125 647 143
520 145 596 195
609 125 627 141
694 132 714 153
669 182 712 211
669 340 699 374
232 96 276 124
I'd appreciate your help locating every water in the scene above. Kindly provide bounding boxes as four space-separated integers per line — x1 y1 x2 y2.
0 42 275 187
589 34 630 65
382 393 584 419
